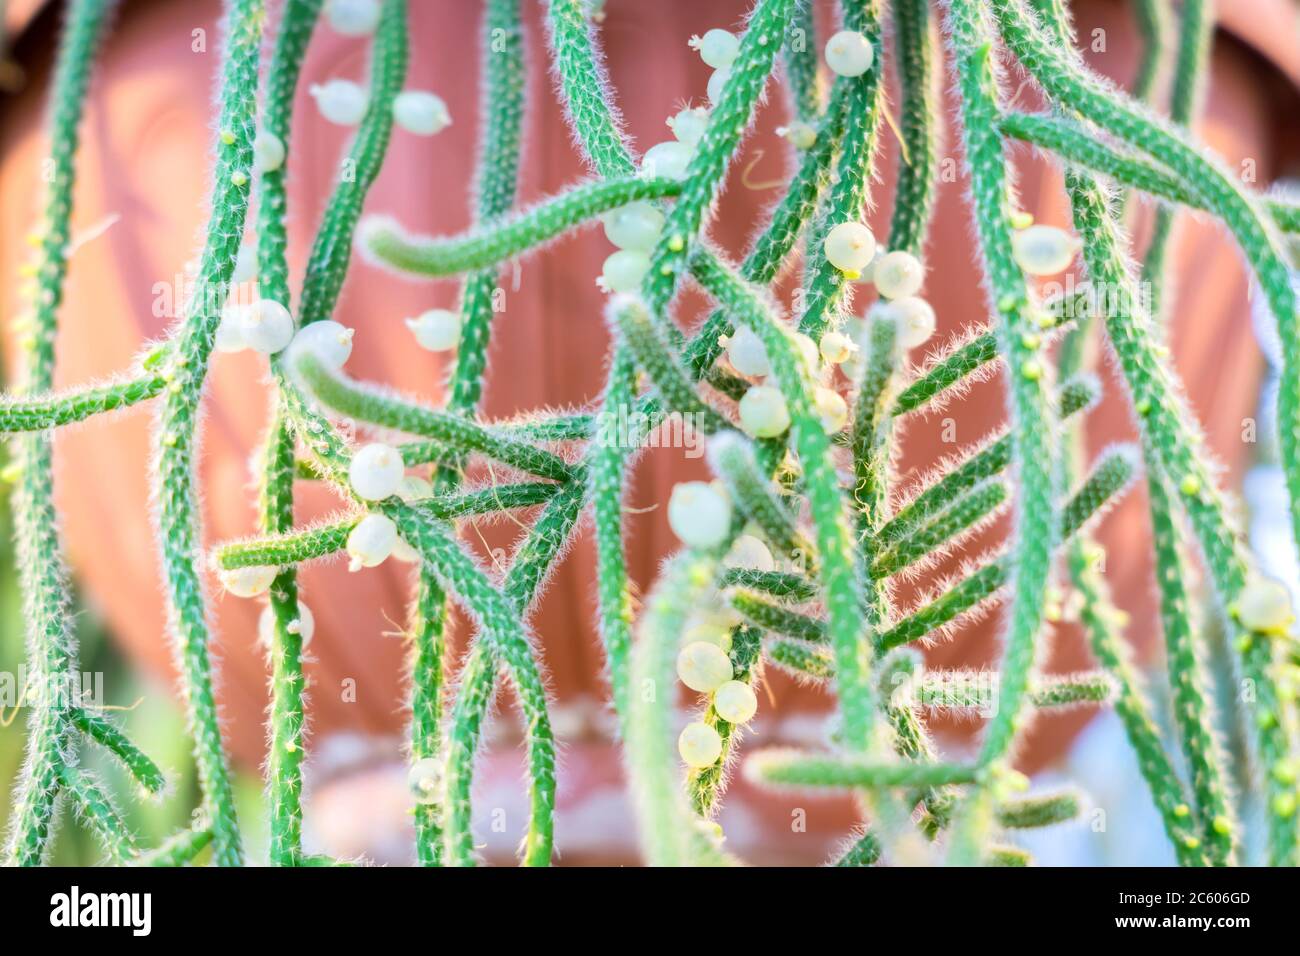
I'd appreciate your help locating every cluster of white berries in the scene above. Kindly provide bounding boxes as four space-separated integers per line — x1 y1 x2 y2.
216 298 296 356
218 567 316 654
594 26 740 296
717 215 938 445
819 219 938 360
313 0 450 136
688 28 741 106
674 603 759 767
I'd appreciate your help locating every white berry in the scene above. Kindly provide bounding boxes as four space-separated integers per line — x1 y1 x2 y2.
819 330 857 364
777 122 817 150
232 237 257 284
220 565 277 598
725 534 774 572
690 29 739 69
349 443 404 501
310 80 368 125
890 296 937 349
347 513 398 570
397 474 432 502
289 320 355 370
713 680 758 724
814 386 849 433
792 332 820 373
683 617 734 654
391 536 422 563
240 298 295 355
873 250 924 299
326 0 380 35
406 308 461 351
1237 576 1294 634
823 222 876 276
604 201 664 252
678 722 724 767
706 68 731 106
677 641 733 693
393 91 451 136
1011 224 1080 276
667 481 732 549
667 107 709 146
825 30 874 77
407 757 442 804
724 325 770 377
253 131 286 172
258 600 316 649
215 303 247 353
601 250 651 294
642 141 693 181
739 385 790 438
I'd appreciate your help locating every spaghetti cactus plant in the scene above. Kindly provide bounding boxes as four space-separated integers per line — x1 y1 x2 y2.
3 0 1299 868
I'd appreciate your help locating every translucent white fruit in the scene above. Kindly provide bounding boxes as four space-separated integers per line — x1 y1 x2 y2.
310 80 369 125
349 443 404 501
1237 576 1294 633
642 140 693 181
725 534 774 572
792 332 820 373
777 122 817 150
678 722 724 767
706 67 731 106
347 513 398 570
604 201 664 252
683 617 734 654
823 222 876 275
258 600 316 649
289 320 355 370
819 331 856 365
667 481 732 549
220 565 277 598
713 680 758 724
326 0 381 36
406 308 461 351
686 603 743 637
601 250 651 294
393 91 451 136
739 385 790 438
215 303 247 353
840 352 865 381
690 29 739 69
725 325 770 377
676 641 734 693
1011 224 1080 276
825 30 874 77
814 386 849 433
391 536 422 564
253 131 286 172
407 757 442 804
232 238 258 285
873 250 924 300
890 296 937 349
240 299 295 354
667 107 709 147
397 474 432 503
